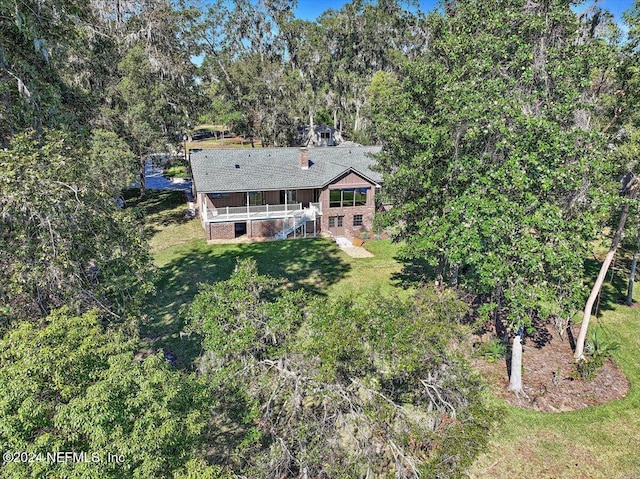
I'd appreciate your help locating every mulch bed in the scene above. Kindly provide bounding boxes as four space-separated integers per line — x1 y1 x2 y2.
471 323 630 412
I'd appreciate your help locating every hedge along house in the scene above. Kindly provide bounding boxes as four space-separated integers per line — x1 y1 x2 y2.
190 146 382 241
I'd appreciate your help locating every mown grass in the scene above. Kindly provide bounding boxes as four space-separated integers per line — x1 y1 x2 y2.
468 254 640 479
164 164 189 179
187 137 262 149
138 190 403 368
140 191 640 478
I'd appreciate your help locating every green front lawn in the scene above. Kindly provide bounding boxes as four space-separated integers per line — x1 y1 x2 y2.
139 190 640 478
468 258 640 479
137 190 403 368
469 303 640 479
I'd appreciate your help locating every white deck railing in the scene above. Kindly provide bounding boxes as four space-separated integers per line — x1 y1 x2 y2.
203 202 322 223
276 206 320 239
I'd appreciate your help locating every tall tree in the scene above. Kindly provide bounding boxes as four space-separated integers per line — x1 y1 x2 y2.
184 259 498 477
198 0 428 144
375 0 619 394
198 0 299 145
0 309 212 478
316 0 427 137
91 0 201 195
0 130 151 324
575 1 640 359
0 0 96 140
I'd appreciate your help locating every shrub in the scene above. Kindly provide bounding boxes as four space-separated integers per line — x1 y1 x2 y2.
476 338 508 363
185 260 501 478
574 327 620 380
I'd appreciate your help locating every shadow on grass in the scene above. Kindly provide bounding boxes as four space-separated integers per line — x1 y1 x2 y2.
126 190 193 237
390 256 439 288
142 237 351 369
583 256 630 317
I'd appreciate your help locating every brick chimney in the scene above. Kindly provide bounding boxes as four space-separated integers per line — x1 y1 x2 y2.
299 147 309 169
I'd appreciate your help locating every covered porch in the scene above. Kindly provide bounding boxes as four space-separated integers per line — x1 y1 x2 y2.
198 188 323 240
200 188 320 222
202 202 322 223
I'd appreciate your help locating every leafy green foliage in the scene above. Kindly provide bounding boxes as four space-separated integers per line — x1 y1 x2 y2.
185 259 499 478
173 460 236 479
55 354 209 478
476 339 508 363
0 130 152 324
0 0 93 139
198 0 428 142
109 45 191 157
375 0 620 330
183 259 302 364
574 326 621 380
0 309 211 479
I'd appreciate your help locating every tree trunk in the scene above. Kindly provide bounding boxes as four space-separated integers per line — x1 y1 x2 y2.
138 155 147 198
574 203 630 360
508 329 525 396
450 263 459 287
626 234 640 306
354 103 361 132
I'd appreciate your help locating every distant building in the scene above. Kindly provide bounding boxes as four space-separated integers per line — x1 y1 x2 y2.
297 124 344 147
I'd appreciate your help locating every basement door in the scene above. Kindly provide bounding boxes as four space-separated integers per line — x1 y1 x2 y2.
328 215 344 236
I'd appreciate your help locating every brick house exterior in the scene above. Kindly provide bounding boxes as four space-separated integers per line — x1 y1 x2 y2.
320 171 377 237
190 146 382 241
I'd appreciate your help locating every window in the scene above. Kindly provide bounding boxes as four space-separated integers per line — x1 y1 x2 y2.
329 189 342 208
279 190 297 204
248 191 263 206
343 189 355 205
210 193 229 199
328 188 368 208
337 216 343 227
320 131 331 139
353 214 363 226
329 216 336 228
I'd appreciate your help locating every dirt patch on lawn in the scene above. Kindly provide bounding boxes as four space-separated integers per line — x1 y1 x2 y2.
471 322 630 412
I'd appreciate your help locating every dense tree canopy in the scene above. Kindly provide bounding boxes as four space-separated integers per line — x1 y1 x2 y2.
374 0 622 392
198 0 429 144
2 0 640 475
0 0 93 139
0 130 151 324
0 0 204 321
184 259 499 478
0 309 211 479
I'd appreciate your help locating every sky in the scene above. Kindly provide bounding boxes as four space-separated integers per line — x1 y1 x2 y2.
293 0 636 22
293 0 438 19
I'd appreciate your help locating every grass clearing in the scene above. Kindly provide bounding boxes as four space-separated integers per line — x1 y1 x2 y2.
137 190 403 368
468 262 640 479
187 137 262 149
139 191 640 478
164 164 189 179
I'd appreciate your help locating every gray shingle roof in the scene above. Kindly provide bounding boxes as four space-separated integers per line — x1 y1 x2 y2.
190 146 383 193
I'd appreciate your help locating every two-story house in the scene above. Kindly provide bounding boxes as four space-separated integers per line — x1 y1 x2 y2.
190 146 382 241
